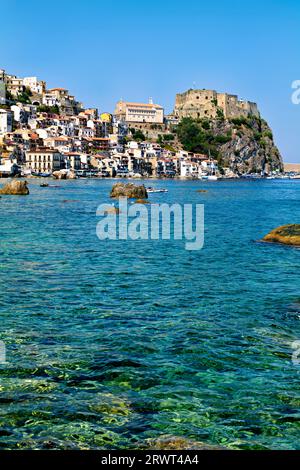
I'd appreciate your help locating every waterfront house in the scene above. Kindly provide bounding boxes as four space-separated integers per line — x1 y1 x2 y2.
25 149 65 173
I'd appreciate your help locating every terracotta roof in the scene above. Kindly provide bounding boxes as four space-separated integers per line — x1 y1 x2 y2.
126 103 162 109
49 88 67 91
123 102 163 109
44 136 69 142
64 152 82 156
27 148 61 154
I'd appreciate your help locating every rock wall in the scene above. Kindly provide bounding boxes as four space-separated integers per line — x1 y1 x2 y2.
210 117 283 173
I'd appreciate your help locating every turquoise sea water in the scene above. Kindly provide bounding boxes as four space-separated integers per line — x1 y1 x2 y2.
0 178 299 450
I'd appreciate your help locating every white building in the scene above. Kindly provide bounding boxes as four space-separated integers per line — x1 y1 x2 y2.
42 93 59 107
115 99 164 124
23 76 46 95
180 159 201 178
0 109 13 135
0 158 20 176
25 149 64 173
44 136 72 153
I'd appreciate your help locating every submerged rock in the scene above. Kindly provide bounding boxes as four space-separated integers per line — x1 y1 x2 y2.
263 224 300 246
0 180 29 195
104 206 120 214
110 182 148 199
135 199 150 204
145 435 226 450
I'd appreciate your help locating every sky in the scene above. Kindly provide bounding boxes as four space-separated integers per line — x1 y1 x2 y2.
1 0 299 162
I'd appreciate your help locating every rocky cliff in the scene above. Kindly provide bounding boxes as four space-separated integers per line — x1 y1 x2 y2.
176 115 283 174
211 116 283 174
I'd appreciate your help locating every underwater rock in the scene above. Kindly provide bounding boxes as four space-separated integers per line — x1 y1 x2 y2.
145 435 226 450
263 224 300 246
110 183 148 199
134 199 150 204
104 207 120 214
0 180 29 195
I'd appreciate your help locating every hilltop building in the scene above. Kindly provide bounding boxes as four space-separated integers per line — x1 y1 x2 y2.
43 88 83 115
173 89 259 120
23 76 46 95
114 99 164 124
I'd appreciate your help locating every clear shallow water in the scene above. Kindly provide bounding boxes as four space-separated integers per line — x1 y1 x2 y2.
0 178 299 450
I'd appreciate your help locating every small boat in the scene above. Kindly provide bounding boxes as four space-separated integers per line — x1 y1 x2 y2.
32 172 51 178
207 175 218 181
147 187 168 193
40 183 49 187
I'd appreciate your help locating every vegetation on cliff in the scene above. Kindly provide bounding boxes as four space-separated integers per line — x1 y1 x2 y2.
175 115 283 174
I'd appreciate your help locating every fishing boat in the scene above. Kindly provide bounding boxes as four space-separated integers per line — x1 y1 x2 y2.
147 187 168 193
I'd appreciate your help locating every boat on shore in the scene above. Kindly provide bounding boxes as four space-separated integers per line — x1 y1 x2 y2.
207 175 218 181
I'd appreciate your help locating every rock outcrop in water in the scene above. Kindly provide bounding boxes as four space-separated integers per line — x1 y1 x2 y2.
0 180 29 195
263 224 300 246
110 182 148 199
53 170 77 180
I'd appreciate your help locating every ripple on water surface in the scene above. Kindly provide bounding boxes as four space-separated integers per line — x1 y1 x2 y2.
0 178 299 449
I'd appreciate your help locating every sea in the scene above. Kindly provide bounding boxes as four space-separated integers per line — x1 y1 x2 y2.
0 177 299 450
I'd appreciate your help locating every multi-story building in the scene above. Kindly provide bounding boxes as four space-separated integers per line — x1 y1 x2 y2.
25 149 65 173
0 109 13 135
45 88 83 115
23 76 46 95
114 99 164 124
63 152 82 170
4 75 25 97
44 136 72 153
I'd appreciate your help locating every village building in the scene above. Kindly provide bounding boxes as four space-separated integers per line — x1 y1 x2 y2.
114 99 164 124
25 149 65 173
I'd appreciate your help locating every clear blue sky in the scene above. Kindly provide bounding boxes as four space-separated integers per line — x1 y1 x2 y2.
1 0 299 162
